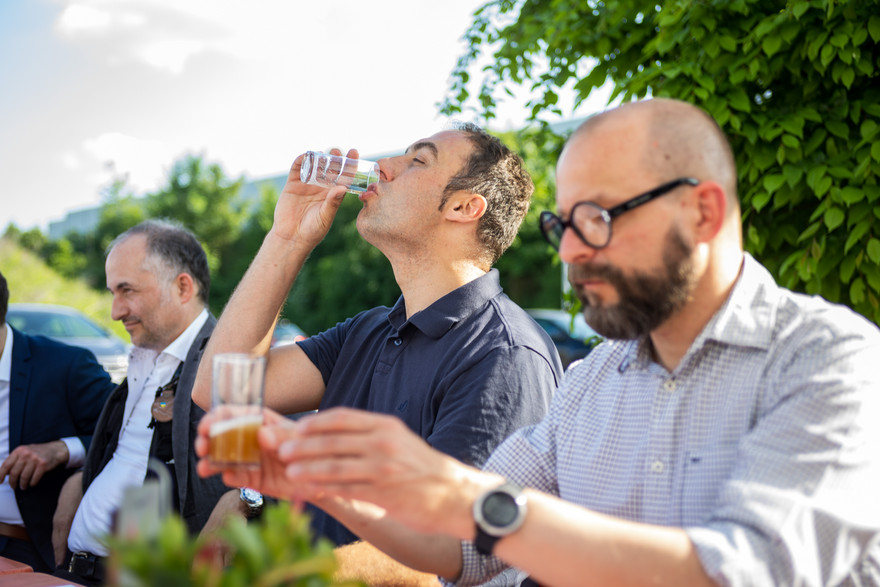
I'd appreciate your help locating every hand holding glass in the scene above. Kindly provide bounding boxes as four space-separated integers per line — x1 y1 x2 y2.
209 353 265 469
300 151 379 193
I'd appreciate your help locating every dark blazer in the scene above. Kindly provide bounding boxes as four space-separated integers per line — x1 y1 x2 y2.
4 328 116 568
81 315 227 534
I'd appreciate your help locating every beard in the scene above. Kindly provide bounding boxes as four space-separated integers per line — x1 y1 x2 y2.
569 226 696 340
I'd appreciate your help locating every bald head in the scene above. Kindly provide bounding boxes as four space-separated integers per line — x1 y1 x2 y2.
570 98 739 217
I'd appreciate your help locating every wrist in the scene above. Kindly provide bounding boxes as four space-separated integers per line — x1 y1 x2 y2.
446 467 506 542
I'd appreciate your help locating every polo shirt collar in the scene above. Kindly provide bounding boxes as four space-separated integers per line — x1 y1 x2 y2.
388 269 503 339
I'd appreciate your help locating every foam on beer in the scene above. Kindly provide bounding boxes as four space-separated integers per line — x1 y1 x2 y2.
210 413 263 436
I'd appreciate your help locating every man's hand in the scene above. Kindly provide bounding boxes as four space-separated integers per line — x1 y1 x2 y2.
334 541 442 587
0 440 69 490
270 149 353 248
196 408 307 501
53 471 83 566
273 408 496 539
197 489 248 570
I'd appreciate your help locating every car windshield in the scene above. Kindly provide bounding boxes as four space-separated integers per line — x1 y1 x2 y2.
8 311 108 339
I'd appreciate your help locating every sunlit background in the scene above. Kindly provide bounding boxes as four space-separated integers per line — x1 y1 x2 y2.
0 0 599 233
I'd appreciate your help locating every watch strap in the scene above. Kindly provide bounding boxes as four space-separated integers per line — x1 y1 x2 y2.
473 482 527 556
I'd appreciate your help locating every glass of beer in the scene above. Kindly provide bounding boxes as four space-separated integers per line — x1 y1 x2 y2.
299 151 379 193
209 353 266 469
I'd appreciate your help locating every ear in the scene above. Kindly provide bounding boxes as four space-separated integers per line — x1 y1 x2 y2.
690 181 727 244
174 272 197 304
443 192 487 224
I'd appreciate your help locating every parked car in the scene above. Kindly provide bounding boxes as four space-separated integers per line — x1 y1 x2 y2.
6 303 129 383
526 308 601 369
271 320 307 347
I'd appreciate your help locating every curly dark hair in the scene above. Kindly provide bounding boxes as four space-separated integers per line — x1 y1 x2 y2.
440 122 534 267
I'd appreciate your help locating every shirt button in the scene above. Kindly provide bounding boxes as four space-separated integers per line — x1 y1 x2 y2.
650 460 665 474
393 338 402 346
663 379 676 392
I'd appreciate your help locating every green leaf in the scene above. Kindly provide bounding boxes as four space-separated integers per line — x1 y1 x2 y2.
719 35 737 52
830 33 849 48
820 43 835 67
752 190 772 211
763 174 786 192
851 277 866 305
872 141 880 163
867 238 880 264
784 165 804 187
869 16 880 42
792 2 810 19
824 207 846 231
841 187 865 205
840 253 858 283
729 88 752 112
763 35 782 56
845 219 872 252
826 121 850 139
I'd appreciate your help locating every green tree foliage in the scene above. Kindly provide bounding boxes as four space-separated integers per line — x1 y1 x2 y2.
441 0 880 323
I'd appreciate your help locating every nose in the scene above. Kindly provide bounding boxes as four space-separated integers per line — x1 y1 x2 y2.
377 156 401 182
110 295 126 322
558 228 598 265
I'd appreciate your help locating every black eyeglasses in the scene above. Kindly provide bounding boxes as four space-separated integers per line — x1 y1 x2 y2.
539 177 699 251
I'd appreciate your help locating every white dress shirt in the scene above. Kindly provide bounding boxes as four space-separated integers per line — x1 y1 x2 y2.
68 310 208 556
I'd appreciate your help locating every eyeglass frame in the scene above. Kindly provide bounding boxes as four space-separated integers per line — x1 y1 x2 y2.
539 177 700 251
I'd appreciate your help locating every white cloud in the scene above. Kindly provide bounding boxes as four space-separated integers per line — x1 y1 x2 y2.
55 3 112 33
61 151 81 171
135 38 207 74
82 132 171 191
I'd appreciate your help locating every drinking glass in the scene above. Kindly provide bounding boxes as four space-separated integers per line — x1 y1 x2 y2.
300 151 379 193
209 353 265 469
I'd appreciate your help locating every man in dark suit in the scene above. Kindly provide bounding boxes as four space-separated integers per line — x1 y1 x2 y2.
0 271 116 572
51 220 227 586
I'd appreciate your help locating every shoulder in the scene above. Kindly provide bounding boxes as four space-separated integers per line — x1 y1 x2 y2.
13 329 96 361
771 289 880 364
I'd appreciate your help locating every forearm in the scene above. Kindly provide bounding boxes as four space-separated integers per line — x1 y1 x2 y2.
317 496 463 578
334 541 442 587
192 230 313 408
475 490 713 587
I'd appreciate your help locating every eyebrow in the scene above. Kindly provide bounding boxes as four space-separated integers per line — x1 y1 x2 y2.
405 141 439 159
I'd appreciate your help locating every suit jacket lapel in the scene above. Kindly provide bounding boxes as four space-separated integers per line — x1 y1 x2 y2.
171 315 215 505
8 329 32 451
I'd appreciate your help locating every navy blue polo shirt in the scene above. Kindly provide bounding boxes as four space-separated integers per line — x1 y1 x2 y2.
298 268 563 545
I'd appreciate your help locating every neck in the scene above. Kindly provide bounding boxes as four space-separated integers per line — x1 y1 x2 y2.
649 247 744 371
0 323 7 356
390 256 488 318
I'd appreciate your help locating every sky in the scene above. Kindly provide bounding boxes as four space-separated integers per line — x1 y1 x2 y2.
0 0 607 233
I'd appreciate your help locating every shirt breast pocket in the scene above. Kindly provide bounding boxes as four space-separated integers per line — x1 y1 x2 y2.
680 443 739 526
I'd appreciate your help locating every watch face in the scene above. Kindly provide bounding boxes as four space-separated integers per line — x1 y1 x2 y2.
483 492 519 526
241 487 263 506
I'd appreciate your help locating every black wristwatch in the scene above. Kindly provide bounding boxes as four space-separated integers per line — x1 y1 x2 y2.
239 487 264 519
473 482 527 555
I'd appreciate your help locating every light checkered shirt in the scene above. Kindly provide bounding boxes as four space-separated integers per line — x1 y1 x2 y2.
454 254 880 586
